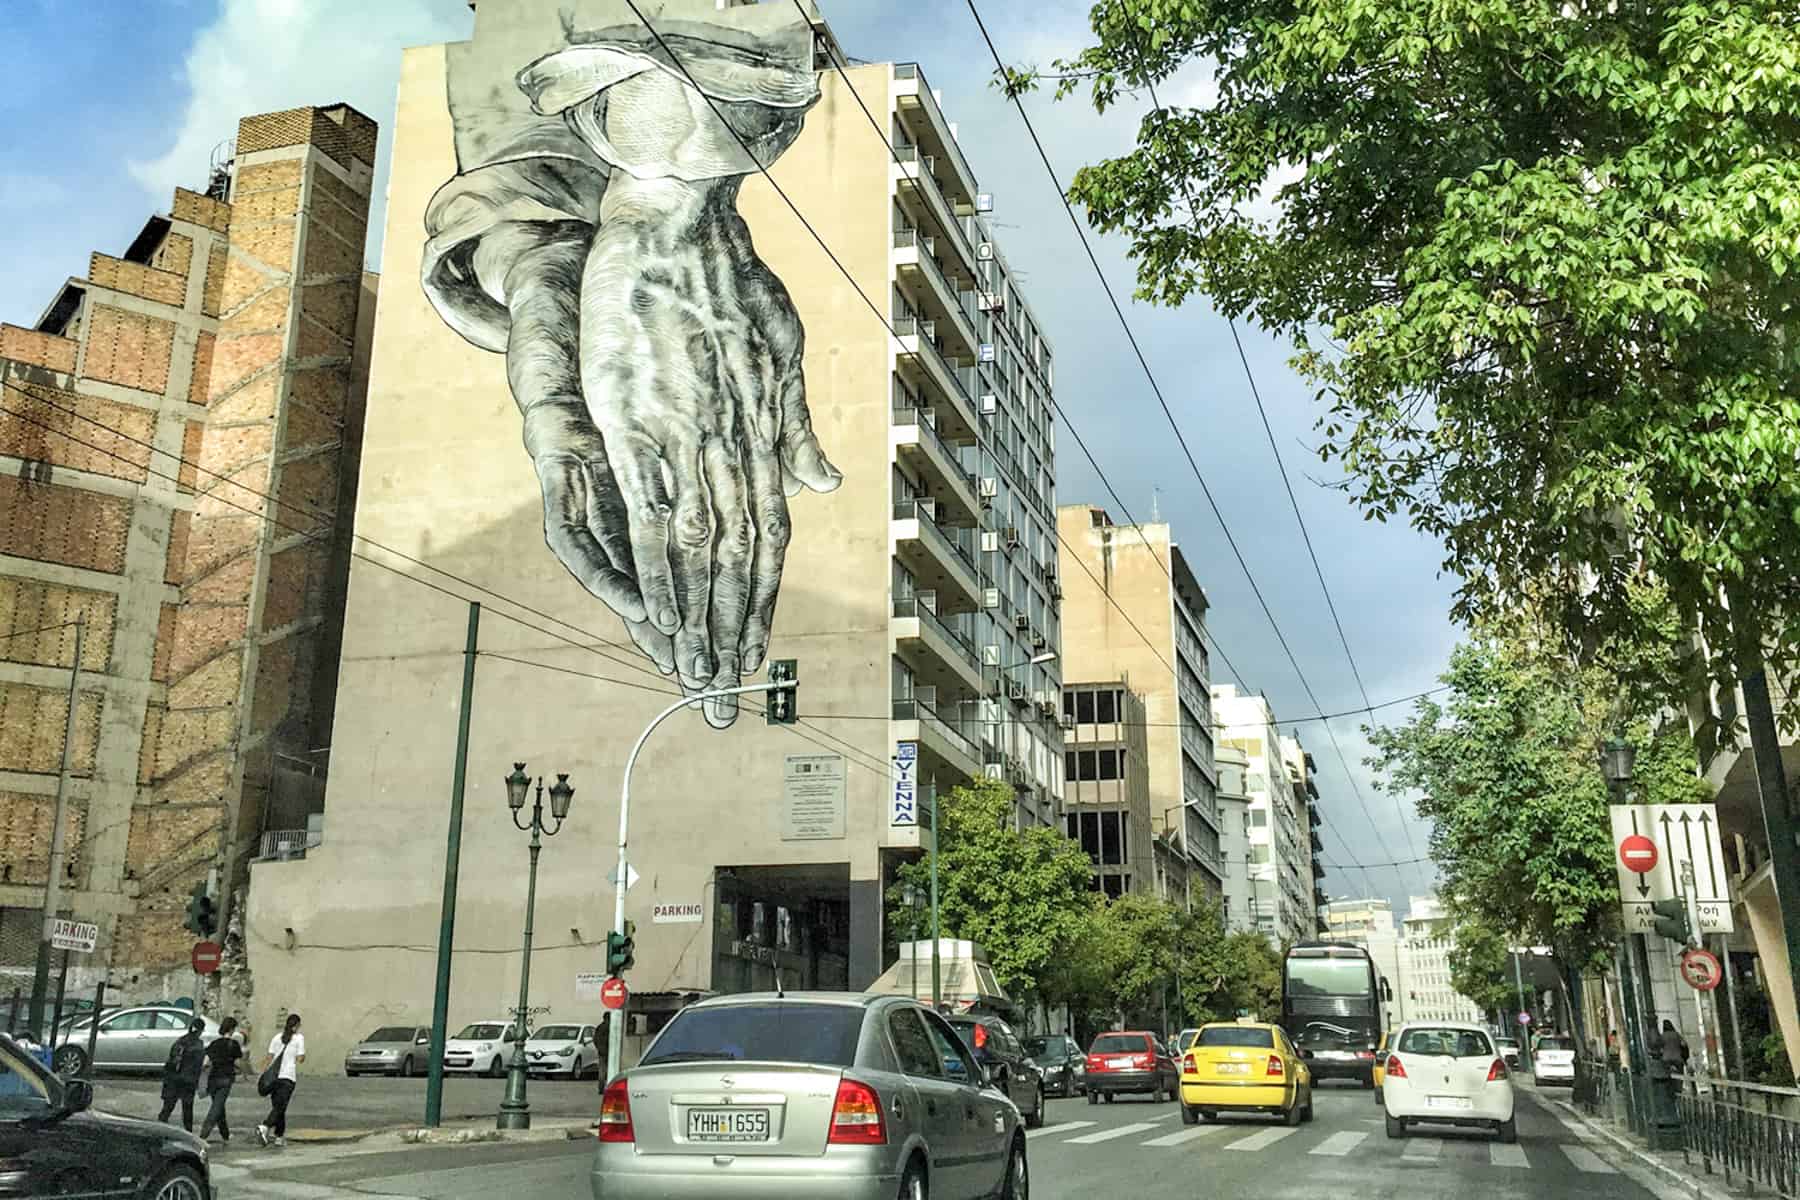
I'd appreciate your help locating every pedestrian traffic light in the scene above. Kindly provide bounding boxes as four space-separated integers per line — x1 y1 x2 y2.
1649 898 1691 945
182 881 216 938
765 659 798 725
607 920 636 974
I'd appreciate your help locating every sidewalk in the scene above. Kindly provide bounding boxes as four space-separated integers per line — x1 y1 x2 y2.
1523 1082 1745 1200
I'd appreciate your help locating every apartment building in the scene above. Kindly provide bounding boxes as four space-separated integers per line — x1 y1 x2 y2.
1056 506 1224 905
242 0 1067 1059
1282 734 1329 934
0 106 376 1004
1216 744 1256 927
1319 896 1402 1023
1400 895 1485 1025
1213 684 1314 942
1061 681 1195 902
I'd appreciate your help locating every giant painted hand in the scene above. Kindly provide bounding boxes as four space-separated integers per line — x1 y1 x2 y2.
577 176 841 727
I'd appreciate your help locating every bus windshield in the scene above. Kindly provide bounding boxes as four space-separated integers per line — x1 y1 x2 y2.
1286 957 1373 997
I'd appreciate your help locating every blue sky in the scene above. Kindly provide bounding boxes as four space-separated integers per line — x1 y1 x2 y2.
0 0 1461 913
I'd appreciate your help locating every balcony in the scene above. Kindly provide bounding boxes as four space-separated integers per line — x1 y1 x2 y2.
894 694 983 784
893 227 980 360
891 145 980 283
1308 804 1322 828
893 596 985 697
892 406 980 526
893 63 979 210
894 316 979 433
892 498 983 611
1310 830 1324 853
1311 859 1327 880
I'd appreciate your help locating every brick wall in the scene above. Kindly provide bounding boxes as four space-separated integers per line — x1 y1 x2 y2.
88 254 187 308
0 579 115 671
0 792 87 887
0 475 131 573
0 325 77 373
0 382 155 482
81 305 176 394
0 682 101 775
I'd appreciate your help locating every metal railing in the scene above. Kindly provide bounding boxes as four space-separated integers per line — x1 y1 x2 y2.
892 695 980 762
892 406 974 494
893 596 981 667
892 498 981 581
904 231 980 350
894 315 978 416
890 140 980 275
259 829 313 860
1681 1076 1800 1196
893 63 979 205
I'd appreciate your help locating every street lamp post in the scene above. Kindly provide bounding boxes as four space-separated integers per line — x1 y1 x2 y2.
496 764 574 1131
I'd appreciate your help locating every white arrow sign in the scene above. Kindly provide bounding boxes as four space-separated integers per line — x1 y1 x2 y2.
608 862 639 891
1608 803 1733 933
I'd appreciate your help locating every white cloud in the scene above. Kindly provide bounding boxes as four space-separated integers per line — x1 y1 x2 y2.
129 0 472 259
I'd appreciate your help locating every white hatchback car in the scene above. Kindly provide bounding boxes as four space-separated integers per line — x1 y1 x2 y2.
524 1021 601 1079
1532 1034 1577 1086
1380 1022 1516 1142
442 1018 527 1077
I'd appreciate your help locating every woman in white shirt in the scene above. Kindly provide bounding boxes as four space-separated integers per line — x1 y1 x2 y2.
255 1013 305 1148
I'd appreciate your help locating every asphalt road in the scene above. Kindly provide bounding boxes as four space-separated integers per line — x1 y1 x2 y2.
205 1081 1685 1200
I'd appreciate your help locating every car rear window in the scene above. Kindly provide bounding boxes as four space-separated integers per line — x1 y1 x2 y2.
1197 1027 1274 1048
1538 1036 1574 1051
1397 1028 1493 1058
1024 1036 1072 1060
1090 1034 1148 1055
366 1027 416 1043
641 1003 863 1067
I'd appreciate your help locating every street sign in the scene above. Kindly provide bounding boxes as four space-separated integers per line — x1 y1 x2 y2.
575 971 607 1001
892 741 919 828
190 941 222 974
49 919 97 953
652 903 703 924
608 862 639 891
1681 947 1723 992
1609 803 1734 933
1518 1011 1532 1026
600 977 628 1011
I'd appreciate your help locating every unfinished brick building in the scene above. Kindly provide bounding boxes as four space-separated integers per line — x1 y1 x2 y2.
0 104 378 1006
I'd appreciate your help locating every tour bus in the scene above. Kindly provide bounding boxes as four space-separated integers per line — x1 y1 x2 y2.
1281 941 1391 1087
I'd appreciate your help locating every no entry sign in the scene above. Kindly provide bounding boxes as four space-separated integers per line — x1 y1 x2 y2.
191 941 222 975
1619 834 1658 874
600 977 628 1011
1681 947 1723 992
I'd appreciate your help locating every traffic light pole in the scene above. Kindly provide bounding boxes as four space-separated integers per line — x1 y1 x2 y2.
605 678 796 1086
27 614 84 1040
1681 861 1711 1076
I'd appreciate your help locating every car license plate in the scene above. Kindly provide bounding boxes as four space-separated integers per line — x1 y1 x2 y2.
1427 1095 1472 1112
686 1108 771 1142
1107 1057 1135 1069
1216 1062 1251 1075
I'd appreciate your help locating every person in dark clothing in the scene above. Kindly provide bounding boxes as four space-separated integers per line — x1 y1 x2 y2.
198 1017 246 1142
158 1019 207 1130
1660 1020 1690 1070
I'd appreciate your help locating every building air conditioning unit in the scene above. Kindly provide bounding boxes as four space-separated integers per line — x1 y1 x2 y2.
1013 612 1030 630
1030 630 1047 651
1003 527 1021 549
980 393 997 415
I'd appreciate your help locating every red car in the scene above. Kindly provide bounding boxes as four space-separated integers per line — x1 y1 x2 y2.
1085 1031 1180 1103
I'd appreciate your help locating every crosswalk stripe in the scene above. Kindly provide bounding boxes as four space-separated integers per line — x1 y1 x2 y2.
1403 1137 1443 1160
1225 1127 1300 1153
1027 1121 1095 1140
1143 1126 1227 1148
1490 1143 1529 1168
1562 1145 1618 1174
1310 1131 1369 1157
1146 1112 1179 1123
1065 1122 1159 1144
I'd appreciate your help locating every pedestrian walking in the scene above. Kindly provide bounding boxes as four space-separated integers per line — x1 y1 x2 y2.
198 1016 246 1142
256 1013 305 1148
158 1018 207 1130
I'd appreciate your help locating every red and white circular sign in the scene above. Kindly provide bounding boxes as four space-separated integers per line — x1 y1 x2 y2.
1619 834 1658 874
191 941 222 975
600 977 629 1011
1681 947 1723 992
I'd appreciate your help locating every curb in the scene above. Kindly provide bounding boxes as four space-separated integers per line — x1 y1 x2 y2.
269 1120 593 1148
1537 1092 1733 1200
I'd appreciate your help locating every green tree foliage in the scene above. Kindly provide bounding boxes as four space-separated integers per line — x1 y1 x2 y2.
1368 632 1710 968
888 779 1098 1004
1009 0 1800 720
1446 916 1520 1019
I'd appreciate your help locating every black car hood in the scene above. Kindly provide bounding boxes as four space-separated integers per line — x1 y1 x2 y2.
69 1106 206 1154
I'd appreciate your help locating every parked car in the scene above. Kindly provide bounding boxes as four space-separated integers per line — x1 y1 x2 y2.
947 1013 1045 1128
1023 1033 1085 1097
1083 1030 1179 1103
443 1019 526 1077
591 991 1027 1200
525 1021 601 1079
0 1030 210 1199
1495 1036 1523 1070
344 1025 431 1077
1532 1034 1576 1087
51 1007 219 1076
1380 1022 1517 1142
1178 1021 1313 1126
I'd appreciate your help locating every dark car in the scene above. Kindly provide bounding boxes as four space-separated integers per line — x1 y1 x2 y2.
1024 1033 1085 1097
0 1031 210 1199
947 1014 1046 1128
1084 1030 1179 1103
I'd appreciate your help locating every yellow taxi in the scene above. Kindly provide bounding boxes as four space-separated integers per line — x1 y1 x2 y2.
1372 1029 1390 1102
1179 1021 1313 1126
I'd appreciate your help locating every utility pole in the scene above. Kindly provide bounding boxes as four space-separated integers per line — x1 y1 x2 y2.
27 614 84 1038
1681 860 1712 1076
425 602 479 1127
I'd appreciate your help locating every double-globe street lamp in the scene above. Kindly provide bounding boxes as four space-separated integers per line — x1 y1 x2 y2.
496 763 574 1131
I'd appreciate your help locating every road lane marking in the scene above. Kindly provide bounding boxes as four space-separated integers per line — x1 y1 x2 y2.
1403 1137 1443 1160
1224 1127 1300 1152
1310 1131 1368 1156
1143 1126 1227 1147
1065 1122 1159 1144
1027 1120 1095 1140
1146 1112 1179 1122
1562 1145 1618 1174
1490 1143 1529 1167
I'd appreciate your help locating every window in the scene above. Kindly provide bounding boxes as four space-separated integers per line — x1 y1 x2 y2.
1077 750 1097 781
1095 689 1117 724
1197 1026 1273 1048
1063 691 1075 720
920 1011 976 1083
641 1003 864 1067
153 1011 189 1031
1250 845 1270 864
1076 691 1095 724
103 1011 155 1033
888 1008 942 1078
1095 749 1123 780
1065 751 1077 782
1090 1033 1150 1056
1100 874 1128 898
1250 810 1269 827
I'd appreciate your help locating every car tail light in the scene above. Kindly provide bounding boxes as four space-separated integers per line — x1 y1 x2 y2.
973 1024 989 1050
1266 1055 1285 1077
1386 1055 1407 1080
1133 1053 1154 1069
1487 1058 1508 1082
1356 1049 1375 1060
598 1078 633 1143
1182 1052 1196 1074
829 1077 887 1145
1087 1055 1105 1072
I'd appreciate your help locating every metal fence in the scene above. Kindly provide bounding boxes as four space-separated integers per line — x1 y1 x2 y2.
1681 1077 1800 1198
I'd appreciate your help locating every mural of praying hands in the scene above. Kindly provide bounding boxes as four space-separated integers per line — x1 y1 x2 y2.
578 179 842 728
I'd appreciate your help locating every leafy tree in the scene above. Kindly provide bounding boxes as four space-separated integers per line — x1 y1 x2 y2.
1007 0 1800 722
1446 916 1520 1021
888 779 1097 1006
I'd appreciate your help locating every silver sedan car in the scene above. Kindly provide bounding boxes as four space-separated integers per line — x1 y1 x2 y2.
592 992 1028 1200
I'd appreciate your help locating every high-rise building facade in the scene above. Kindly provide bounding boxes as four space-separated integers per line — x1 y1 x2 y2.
1400 895 1485 1025
1061 681 1195 902
1212 684 1315 942
1215 744 1255 927
1056 506 1224 904
243 0 1066 1059
1281 734 1329 934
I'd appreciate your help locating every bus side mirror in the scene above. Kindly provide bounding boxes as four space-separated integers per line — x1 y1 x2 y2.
1381 979 1393 1001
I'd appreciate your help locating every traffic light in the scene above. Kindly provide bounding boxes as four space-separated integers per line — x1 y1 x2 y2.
183 881 216 938
765 659 798 725
1649 898 1691 945
607 920 637 975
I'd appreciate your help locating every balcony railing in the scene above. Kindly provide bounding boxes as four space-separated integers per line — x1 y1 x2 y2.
893 694 980 763
903 231 980 353
893 407 978 494
893 498 981 578
893 315 978 417
894 595 983 674
891 141 979 276
893 63 979 206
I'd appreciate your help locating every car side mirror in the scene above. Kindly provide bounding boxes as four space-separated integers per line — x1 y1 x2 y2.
59 1078 93 1115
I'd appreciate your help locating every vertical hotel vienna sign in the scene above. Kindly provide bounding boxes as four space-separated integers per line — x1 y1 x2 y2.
783 755 845 840
892 741 919 827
